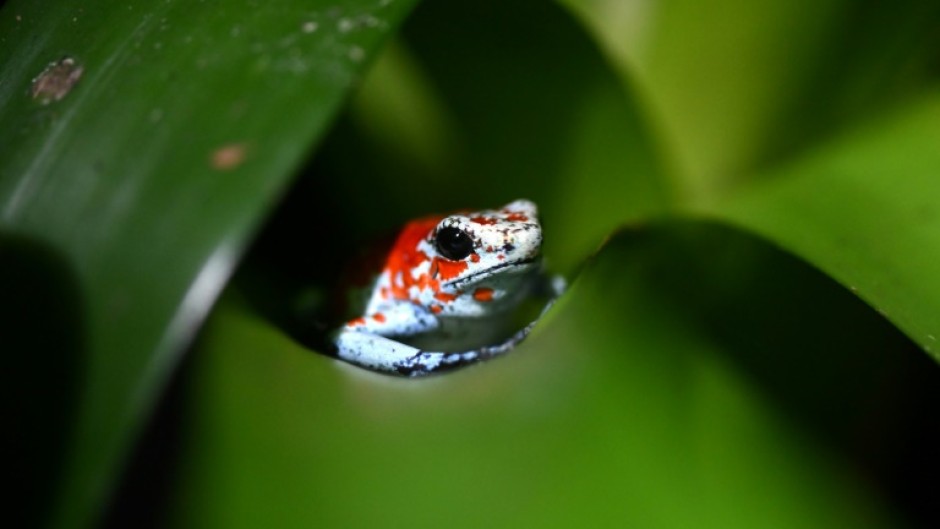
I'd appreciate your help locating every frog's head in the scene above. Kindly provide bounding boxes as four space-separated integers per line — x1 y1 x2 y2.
423 199 543 310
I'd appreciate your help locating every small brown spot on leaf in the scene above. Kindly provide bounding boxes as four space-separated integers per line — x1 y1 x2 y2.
31 56 84 105
211 142 249 170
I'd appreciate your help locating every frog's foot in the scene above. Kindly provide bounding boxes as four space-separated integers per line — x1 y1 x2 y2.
333 317 539 377
395 319 539 377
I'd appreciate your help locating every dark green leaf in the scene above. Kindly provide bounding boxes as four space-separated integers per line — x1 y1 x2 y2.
0 0 416 526
567 0 940 196
708 92 940 363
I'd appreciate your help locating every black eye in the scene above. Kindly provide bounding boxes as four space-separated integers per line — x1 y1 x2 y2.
435 227 474 260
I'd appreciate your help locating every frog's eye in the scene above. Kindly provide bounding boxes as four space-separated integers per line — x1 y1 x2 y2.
435 227 474 261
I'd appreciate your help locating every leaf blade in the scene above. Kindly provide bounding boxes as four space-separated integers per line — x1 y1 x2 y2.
707 92 940 362
0 1 417 526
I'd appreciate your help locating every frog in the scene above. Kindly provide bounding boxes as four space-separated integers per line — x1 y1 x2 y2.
330 199 563 377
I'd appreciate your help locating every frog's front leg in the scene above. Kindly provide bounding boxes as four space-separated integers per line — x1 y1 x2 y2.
333 331 427 375
332 302 442 376
333 320 541 378
336 331 495 376
332 303 522 377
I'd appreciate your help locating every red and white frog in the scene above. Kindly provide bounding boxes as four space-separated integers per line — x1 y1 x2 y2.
331 199 562 377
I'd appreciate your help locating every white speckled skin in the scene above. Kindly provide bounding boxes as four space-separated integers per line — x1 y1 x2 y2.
332 199 560 377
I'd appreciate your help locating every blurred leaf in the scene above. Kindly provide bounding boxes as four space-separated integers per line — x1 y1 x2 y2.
168 224 915 528
562 0 940 362
565 0 940 200
349 38 462 179
2 236 82 528
709 91 940 363
0 0 416 527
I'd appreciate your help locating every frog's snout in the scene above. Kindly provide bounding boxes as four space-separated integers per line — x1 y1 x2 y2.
503 199 538 219
508 224 542 262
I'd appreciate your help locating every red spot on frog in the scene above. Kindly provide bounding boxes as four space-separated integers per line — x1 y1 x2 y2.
372 313 386 323
473 288 494 302
430 305 443 314
470 216 498 225
470 253 480 263
435 292 458 303
413 273 442 298
348 317 366 327
430 257 468 281
504 212 529 222
383 215 442 300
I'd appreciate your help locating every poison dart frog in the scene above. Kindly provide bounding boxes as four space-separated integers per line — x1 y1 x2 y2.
331 199 563 377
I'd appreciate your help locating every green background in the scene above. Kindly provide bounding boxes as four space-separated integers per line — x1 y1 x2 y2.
2 0 938 527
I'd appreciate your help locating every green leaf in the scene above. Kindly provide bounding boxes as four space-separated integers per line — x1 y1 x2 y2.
0 0 416 527
167 225 908 528
708 91 940 363
565 1 940 361
565 0 940 199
